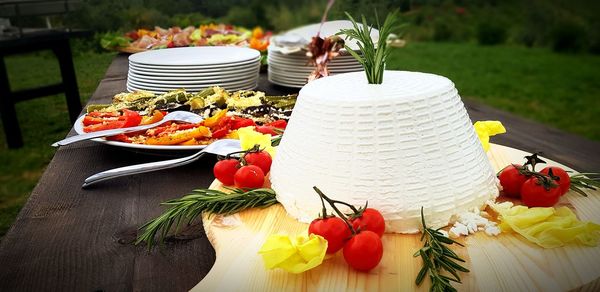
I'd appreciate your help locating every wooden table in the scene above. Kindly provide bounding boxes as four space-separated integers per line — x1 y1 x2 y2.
0 54 599 291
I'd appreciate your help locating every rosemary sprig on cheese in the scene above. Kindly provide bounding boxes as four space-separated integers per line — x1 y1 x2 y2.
338 10 404 84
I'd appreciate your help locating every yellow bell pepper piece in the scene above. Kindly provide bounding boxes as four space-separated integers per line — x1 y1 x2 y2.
202 109 228 128
492 202 600 248
146 126 210 145
237 126 276 157
140 110 165 125
179 138 198 145
258 234 328 274
474 121 506 151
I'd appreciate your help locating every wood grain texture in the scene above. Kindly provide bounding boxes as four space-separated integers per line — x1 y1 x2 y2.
193 144 600 292
0 54 598 291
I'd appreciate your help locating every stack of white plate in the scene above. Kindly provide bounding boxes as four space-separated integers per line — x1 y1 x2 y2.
268 20 378 88
127 47 261 94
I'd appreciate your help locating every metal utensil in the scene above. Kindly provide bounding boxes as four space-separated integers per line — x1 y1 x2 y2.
52 111 204 147
81 139 241 188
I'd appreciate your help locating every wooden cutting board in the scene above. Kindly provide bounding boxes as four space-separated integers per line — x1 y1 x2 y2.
191 144 600 291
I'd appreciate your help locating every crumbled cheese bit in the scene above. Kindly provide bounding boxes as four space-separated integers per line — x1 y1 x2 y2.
484 224 501 236
447 207 501 238
449 223 469 238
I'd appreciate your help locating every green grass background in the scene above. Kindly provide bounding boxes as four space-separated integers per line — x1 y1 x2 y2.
0 42 599 238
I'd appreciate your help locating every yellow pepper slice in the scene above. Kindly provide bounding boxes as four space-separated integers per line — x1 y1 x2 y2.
492 202 600 248
237 126 276 157
474 120 506 151
145 126 210 145
140 110 165 125
202 109 228 128
258 234 328 274
179 138 198 145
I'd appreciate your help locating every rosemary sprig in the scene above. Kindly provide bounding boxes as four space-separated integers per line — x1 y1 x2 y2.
338 10 405 84
414 207 469 292
136 187 278 249
569 173 600 197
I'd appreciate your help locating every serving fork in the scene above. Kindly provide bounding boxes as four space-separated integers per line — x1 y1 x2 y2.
81 139 241 188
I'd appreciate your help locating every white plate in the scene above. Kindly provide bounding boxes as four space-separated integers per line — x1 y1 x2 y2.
128 72 259 84
129 63 260 77
267 59 360 67
127 79 258 92
267 59 361 67
128 70 259 82
269 63 363 73
127 76 258 88
129 47 260 66
127 82 257 94
268 66 363 77
273 20 379 52
268 72 308 83
268 51 360 61
129 57 260 71
268 76 304 88
73 115 208 151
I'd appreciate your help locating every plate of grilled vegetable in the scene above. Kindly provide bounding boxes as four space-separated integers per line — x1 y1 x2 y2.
74 86 295 151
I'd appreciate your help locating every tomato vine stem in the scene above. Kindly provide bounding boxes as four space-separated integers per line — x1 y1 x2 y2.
312 186 357 234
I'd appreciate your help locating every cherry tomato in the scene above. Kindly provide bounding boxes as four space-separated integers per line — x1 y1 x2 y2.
213 159 239 186
351 208 385 237
540 166 570 195
308 216 352 254
343 230 383 271
234 165 265 189
244 151 272 174
521 177 561 207
498 164 529 198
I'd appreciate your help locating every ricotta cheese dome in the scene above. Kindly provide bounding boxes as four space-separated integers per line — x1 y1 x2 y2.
270 71 499 233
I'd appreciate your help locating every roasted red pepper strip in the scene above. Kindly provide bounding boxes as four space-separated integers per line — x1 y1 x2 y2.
265 119 287 129
211 127 230 139
254 126 277 135
83 109 142 132
230 117 256 130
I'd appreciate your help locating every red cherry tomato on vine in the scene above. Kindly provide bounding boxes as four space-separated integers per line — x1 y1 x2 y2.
343 230 383 271
308 216 351 254
540 166 570 195
213 159 239 186
498 164 528 198
244 151 272 174
234 165 265 189
521 177 561 207
350 208 385 237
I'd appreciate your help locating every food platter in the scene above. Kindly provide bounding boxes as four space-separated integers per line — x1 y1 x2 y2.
105 24 271 55
192 143 600 291
73 115 208 151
